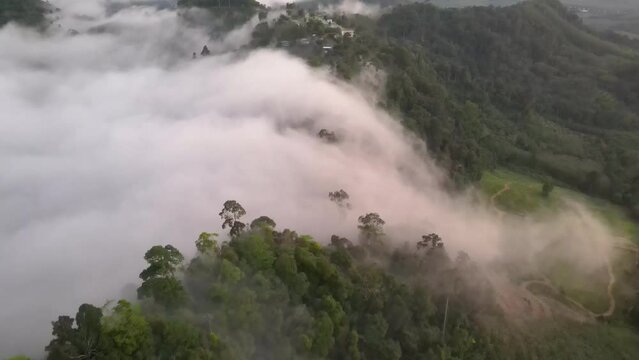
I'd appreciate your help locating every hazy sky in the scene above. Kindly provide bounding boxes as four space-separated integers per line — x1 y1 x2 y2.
0 0 617 357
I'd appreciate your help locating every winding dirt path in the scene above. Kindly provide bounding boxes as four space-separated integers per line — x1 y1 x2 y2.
489 183 623 320
490 183 510 220
601 258 616 318
520 278 592 322
519 250 619 320
490 183 510 205
596 240 639 318
613 240 639 267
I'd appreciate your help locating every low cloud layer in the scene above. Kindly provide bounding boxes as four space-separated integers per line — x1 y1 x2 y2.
0 0 616 356
318 0 382 16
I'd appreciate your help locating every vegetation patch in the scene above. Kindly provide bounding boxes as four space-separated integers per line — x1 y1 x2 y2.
0 0 49 27
481 168 638 241
480 169 560 214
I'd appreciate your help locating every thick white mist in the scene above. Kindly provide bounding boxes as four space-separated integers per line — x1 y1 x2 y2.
0 0 616 356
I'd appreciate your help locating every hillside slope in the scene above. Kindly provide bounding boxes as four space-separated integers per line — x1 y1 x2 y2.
375 0 639 212
0 0 48 27
255 1 639 214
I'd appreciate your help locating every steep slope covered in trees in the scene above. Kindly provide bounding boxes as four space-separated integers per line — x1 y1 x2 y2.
39 201 639 360
259 0 639 215
378 0 639 214
42 204 499 360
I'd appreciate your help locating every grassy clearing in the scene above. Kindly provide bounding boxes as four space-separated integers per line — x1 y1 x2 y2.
612 248 639 312
480 169 560 214
498 322 639 360
480 169 638 241
558 188 638 241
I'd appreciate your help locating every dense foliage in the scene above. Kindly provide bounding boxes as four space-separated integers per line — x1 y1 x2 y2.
378 0 639 202
0 0 48 27
382 0 639 215
43 203 499 359
253 0 639 216
39 200 639 360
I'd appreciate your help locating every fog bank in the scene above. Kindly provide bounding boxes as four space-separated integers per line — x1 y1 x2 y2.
0 0 616 356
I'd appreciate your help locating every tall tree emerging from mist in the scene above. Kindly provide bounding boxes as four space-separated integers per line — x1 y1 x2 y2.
329 189 351 209
45 304 103 359
357 213 385 249
249 215 276 230
137 245 186 308
219 200 247 237
418 233 444 250
195 232 219 255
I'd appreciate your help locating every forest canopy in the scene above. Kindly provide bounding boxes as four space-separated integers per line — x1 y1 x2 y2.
251 0 639 217
0 0 49 27
42 201 499 360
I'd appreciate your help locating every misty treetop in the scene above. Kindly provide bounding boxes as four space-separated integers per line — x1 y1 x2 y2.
34 198 639 359
43 200 499 360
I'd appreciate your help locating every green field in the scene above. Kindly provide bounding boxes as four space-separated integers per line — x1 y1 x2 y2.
481 169 638 241
498 322 639 360
559 189 638 241
480 169 561 214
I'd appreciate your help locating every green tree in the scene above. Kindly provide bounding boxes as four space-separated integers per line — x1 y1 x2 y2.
219 200 247 237
150 319 205 359
345 330 361 360
250 215 276 230
234 233 275 271
417 233 443 250
329 189 351 209
196 232 219 255
101 300 153 358
311 312 334 356
45 316 79 359
358 213 385 247
137 245 186 307
74 304 103 358
45 304 104 359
